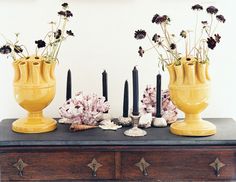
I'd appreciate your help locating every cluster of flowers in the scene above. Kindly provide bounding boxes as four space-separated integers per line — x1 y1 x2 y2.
141 86 178 124
59 92 110 126
0 2 74 61
134 4 226 67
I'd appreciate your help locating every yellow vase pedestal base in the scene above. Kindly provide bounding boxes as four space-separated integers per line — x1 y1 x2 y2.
12 117 57 134
170 119 216 136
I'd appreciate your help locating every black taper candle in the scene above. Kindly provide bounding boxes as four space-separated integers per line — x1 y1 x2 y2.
66 69 72 101
102 70 108 101
132 66 139 116
102 70 108 113
123 80 129 117
156 73 162 117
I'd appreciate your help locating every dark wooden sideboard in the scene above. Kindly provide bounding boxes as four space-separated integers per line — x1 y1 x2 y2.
0 118 236 181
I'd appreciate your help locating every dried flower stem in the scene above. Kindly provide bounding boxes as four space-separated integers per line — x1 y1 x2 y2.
209 14 214 35
194 13 198 55
53 18 68 60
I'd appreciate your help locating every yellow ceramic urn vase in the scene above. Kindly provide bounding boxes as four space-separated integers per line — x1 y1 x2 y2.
12 56 57 133
168 58 216 136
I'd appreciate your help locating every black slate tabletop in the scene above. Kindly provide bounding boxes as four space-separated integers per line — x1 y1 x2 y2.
0 118 236 146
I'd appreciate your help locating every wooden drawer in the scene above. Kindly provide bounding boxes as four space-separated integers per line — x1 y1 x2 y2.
121 149 236 181
0 151 115 181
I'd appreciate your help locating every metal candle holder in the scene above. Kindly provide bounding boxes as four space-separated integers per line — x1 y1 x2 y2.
124 114 147 137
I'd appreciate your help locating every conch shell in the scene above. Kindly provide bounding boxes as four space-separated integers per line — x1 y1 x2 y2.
70 123 97 131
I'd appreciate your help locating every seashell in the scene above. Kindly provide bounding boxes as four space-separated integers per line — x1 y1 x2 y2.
117 116 132 126
70 123 97 131
58 117 73 124
139 113 152 128
99 119 122 130
152 117 167 127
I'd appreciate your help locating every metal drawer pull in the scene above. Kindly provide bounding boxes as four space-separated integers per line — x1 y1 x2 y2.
135 157 150 176
13 158 28 177
209 158 225 177
87 158 102 177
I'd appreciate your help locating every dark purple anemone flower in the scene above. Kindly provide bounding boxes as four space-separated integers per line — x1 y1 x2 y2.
66 30 74 36
58 10 73 17
207 37 217 49
152 14 160 23
154 15 170 24
170 43 176 50
152 34 160 43
206 6 218 14
54 29 62 39
216 15 226 23
192 4 203 11
62 3 68 8
180 30 187 38
138 46 144 57
58 11 66 16
35 40 46 48
134 30 146 40
214 34 221 43
14 45 23 53
65 10 73 17
0 45 12 54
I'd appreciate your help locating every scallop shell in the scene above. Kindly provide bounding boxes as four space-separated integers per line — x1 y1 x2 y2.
99 119 122 130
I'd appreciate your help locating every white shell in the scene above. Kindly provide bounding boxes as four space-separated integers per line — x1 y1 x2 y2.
118 116 132 126
139 113 152 128
152 117 167 127
58 118 72 124
99 119 122 130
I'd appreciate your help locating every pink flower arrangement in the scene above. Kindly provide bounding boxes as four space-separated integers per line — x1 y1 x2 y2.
141 86 178 124
59 92 109 126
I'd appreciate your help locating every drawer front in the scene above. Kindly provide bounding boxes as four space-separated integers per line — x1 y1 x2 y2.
0 151 115 181
121 149 236 181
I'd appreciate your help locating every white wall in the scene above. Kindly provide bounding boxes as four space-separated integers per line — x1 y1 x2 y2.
0 0 235 120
